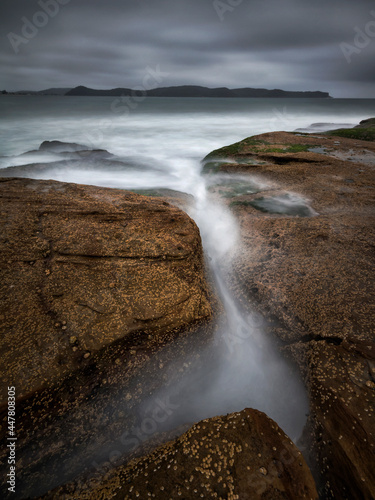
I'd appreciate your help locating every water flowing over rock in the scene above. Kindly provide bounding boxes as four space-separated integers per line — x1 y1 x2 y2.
43 408 318 500
0 148 314 499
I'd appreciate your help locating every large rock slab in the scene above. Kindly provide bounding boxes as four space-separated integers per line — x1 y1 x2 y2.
0 178 211 402
44 408 318 500
203 129 375 499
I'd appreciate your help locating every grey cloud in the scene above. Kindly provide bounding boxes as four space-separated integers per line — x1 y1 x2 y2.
1 0 374 96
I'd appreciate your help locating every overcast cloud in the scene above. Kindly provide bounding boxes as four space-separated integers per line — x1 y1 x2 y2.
1 0 374 97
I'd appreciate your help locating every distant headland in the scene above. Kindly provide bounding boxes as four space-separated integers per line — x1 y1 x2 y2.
2 86 332 98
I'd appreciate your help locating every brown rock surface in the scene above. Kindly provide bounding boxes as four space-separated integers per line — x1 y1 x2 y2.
0 177 215 499
44 408 318 500
205 131 375 499
0 177 211 402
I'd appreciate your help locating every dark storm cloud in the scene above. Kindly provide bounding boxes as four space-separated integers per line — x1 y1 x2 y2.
1 0 374 96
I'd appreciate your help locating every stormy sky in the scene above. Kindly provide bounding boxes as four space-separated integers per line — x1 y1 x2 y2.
1 0 374 97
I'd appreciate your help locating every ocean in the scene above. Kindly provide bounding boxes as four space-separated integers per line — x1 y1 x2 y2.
1 95 375 170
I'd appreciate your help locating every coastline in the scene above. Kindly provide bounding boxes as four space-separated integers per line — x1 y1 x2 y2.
0 118 374 499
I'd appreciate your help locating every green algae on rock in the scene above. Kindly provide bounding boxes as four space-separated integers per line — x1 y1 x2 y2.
325 117 375 142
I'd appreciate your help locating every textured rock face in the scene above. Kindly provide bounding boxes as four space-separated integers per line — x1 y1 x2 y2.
45 408 318 500
0 178 211 402
203 130 375 499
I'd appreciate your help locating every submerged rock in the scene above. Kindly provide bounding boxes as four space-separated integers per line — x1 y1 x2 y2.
44 408 318 500
204 127 375 499
39 140 90 152
0 141 173 182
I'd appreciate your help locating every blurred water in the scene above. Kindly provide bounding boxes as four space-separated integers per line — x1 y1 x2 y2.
1 96 375 161
1 95 374 445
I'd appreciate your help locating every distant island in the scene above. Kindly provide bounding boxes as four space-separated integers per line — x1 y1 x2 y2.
3 86 332 98
66 85 331 98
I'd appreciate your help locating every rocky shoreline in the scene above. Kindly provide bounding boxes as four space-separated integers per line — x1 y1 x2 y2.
45 409 317 499
0 178 215 498
203 120 375 499
0 120 374 499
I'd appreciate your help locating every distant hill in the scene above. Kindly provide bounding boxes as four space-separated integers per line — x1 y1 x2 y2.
37 88 72 95
4 88 72 95
65 85 331 98
65 85 133 97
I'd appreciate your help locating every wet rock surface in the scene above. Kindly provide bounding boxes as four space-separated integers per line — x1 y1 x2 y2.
0 177 215 498
204 128 375 498
0 172 315 500
3 126 370 499
0 177 211 401
44 408 318 500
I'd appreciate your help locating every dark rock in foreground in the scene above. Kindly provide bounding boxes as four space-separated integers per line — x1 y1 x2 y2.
44 408 318 500
0 177 214 499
